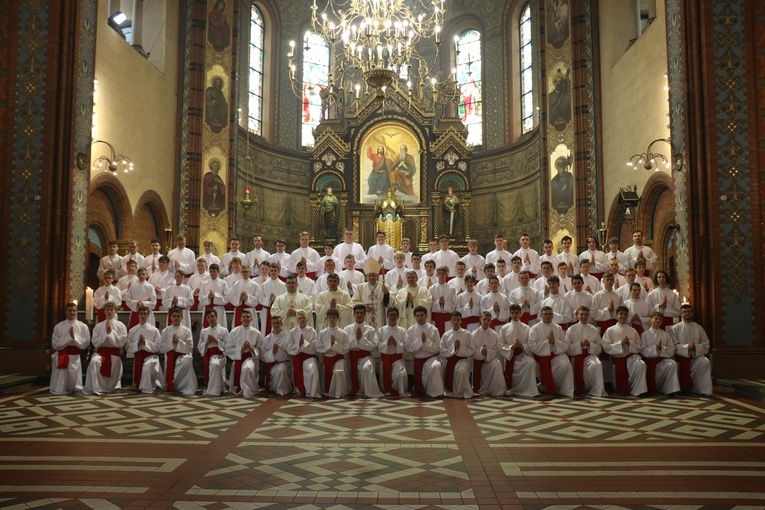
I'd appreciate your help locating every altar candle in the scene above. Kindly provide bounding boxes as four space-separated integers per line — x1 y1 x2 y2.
85 287 94 321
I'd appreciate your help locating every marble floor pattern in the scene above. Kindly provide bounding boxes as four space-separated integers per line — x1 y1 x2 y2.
0 386 764 509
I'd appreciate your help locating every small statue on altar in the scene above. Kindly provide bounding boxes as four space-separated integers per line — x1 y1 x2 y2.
443 187 460 235
319 187 339 236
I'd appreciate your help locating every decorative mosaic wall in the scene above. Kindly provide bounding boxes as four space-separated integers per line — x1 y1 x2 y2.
470 132 543 249
709 0 756 344
68 0 98 303
6 0 51 340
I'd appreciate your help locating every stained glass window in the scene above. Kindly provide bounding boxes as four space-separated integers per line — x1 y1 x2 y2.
456 29 482 146
302 31 330 146
248 5 264 135
520 4 534 134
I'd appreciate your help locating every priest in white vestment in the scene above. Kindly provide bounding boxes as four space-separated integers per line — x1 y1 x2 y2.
498 305 539 397
127 307 165 394
160 309 198 395
84 302 127 395
271 275 313 330
315 274 353 330
668 304 713 396
565 306 607 397
471 312 507 397
395 271 433 329
440 312 475 399
227 310 263 397
50 303 90 395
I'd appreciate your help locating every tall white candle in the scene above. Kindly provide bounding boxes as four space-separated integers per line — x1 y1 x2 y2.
85 287 94 321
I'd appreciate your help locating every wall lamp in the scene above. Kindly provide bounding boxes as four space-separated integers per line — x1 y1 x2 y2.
76 140 134 175
108 11 127 29
627 138 684 173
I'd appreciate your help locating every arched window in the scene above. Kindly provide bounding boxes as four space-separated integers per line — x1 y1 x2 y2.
456 29 482 146
248 5 265 134
519 4 534 134
301 31 330 147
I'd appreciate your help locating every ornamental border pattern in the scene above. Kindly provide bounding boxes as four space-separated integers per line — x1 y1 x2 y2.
68 0 97 303
665 0 691 301
8 0 50 339
710 0 754 342
177 0 196 236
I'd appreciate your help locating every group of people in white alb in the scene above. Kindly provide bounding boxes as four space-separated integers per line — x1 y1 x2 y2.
50 228 712 398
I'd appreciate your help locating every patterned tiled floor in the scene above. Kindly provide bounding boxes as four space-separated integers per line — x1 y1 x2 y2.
0 387 764 509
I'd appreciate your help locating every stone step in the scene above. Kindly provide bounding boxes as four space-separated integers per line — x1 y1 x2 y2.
0 374 39 394
715 378 765 401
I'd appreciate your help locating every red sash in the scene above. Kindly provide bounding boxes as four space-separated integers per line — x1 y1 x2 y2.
571 351 588 394
660 316 674 330
128 311 140 330
444 355 465 392
520 312 537 325
676 355 694 391
225 302 234 311
306 272 317 280
97 308 106 323
598 319 617 336
292 352 316 396
534 354 557 395
472 359 484 393
591 272 604 280
632 323 644 336
461 316 480 329
558 322 569 332
432 312 451 336
381 353 403 396
527 273 537 279
231 351 253 393
323 355 344 394
348 349 373 396
642 356 663 394
191 295 199 311
154 299 162 312
132 349 153 390
504 346 523 388
165 350 178 392
97 347 121 378
413 354 438 395
121 300 131 312
202 346 223 385
611 355 632 394
56 345 81 369
233 304 248 328
489 318 506 330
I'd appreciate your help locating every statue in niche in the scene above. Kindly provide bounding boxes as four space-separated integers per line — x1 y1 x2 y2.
547 0 570 50
551 153 574 215
205 77 228 134
442 187 460 235
548 67 571 132
203 158 226 217
366 145 393 197
390 144 417 198
208 0 231 52
319 187 340 236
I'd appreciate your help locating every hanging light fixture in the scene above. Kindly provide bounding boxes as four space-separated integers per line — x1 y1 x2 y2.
76 140 134 175
627 138 684 173
287 0 456 109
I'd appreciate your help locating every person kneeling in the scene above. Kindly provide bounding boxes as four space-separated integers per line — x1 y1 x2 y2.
50 302 90 395
160 308 198 395
261 316 293 395
227 310 263 397
128 306 165 393
198 309 230 396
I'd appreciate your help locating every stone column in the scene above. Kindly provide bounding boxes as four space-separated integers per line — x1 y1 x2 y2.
131 0 143 52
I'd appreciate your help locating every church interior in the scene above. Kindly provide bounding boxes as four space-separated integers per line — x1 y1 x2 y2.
1 0 764 508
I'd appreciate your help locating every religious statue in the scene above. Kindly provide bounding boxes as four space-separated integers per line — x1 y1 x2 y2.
442 187 460 235
551 152 574 215
205 77 228 134
203 158 226 217
319 187 339 236
207 0 231 52
366 145 393 197
390 144 418 198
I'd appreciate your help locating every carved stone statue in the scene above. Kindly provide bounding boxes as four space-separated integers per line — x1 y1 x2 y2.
443 187 460 235
319 187 339 236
